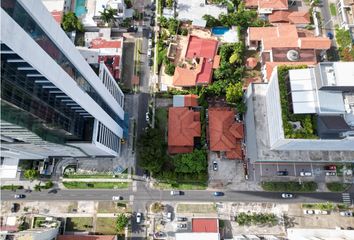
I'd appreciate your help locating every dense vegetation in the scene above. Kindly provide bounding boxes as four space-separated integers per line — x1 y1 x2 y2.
261 181 318 192
236 213 278 226
335 28 354 61
326 182 351 192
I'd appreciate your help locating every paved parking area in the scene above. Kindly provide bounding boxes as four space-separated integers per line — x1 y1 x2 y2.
209 152 238 184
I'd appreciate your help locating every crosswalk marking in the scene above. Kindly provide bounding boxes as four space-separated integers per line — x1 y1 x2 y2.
342 193 351 204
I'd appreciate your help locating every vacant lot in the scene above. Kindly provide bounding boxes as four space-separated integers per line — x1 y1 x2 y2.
98 202 130 213
96 218 117 235
65 217 93 232
177 203 216 214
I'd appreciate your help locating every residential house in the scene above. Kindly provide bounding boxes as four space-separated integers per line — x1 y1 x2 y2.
245 0 288 15
268 11 311 27
246 24 331 81
176 218 220 240
173 35 220 87
168 104 201 154
337 0 354 35
208 108 244 160
173 94 199 107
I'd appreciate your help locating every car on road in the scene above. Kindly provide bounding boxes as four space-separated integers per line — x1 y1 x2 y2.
170 190 182 196
177 217 187 221
212 161 218 171
340 211 353 217
167 212 172 221
147 48 153 58
303 210 314 215
11 203 20 213
112 196 123 201
145 112 150 122
314 210 328 215
281 193 294 199
177 223 187 229
136 212 142 223
325 165 336 170
148 31 153 38
327 32 334 40
148 39 153 48
14 194 25 199
149 59 153 67
300 171 312 176
213 191 224 196
150 18 155 26
325 172 336 176
277 171 288 176
48 189 58 194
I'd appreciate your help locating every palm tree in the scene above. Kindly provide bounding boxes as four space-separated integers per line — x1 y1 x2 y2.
99 7 117 26
61 12 83 32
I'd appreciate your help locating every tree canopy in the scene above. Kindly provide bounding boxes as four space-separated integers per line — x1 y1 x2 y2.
61 12 83 32
173 149 207 174
115 214 129 232
99 7 117 26
23 169 39 181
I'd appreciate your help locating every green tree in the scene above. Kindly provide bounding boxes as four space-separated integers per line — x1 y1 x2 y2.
44 180 54 189
99 7 117 26
226 82 243 103
61 12 83 32
23 169 39 181
168 18 179 35
115 214 129 233
34 184 41 192
335 28 352 48
173 149 207 174
202 14 221 28
159 16 168 28
164 62 176 75
166 0 174 8
137 128 167 174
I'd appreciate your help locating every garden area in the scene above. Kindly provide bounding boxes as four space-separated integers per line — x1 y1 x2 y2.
335 28 354 61
261 181 318 192
235 213 278 226
62 182 129 189
277 66 318 139
326 182 351 192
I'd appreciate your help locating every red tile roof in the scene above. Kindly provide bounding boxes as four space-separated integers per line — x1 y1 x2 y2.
57 236 116 240
245 0 288 9
184 94 199 107
168 107 201 154
51 10 63 24
269 11 310 24
265 61 316 80
192 218 219 233
90 38 122 49
173 36 218 87
209 108 244 160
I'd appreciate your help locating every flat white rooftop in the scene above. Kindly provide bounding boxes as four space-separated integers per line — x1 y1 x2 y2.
319 62 354 87
287 228 354 240
175 233 220 240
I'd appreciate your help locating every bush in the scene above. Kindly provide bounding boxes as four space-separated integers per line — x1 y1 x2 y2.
1 185 23 190
236 213 278 226
43 181 54 189
23 169 39 181
164 62 176 76
302 202 335 211
151 202 164 213
261 181 317 192
326 182 351 192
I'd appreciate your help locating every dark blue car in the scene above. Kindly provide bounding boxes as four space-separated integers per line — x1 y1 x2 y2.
327 32 334 40
213 191 224 196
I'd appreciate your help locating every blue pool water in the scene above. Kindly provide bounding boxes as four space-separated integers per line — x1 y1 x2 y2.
75 0 87 17
212 27 230 36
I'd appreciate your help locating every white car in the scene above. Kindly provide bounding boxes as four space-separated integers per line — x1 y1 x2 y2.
340 211 353 217
314 209 328 215
281 193 294 198
303 210 315 215
147 48 152 58
148 39 153 48
167 212 172 221
145 112 150 122
300 171 312 176
112 196 123 201
136 212 142 223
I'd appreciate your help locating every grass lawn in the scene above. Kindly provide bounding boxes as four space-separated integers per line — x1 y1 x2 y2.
177 203 216 214
154 182 207 190
64 173 128 179
96 218 117 235
330 3 337 16
63 182 129 189
65 217 93 232
326 182 351 192
155 107 168 133
98 202 130 213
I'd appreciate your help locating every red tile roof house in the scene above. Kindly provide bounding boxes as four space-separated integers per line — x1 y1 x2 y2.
245 0 288 14
246 24 331 81
208 108 244 160
173 35 220 87
268 10 311 27
168 107 201 154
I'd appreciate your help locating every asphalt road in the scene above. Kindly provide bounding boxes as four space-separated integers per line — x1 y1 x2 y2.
1 188 345 203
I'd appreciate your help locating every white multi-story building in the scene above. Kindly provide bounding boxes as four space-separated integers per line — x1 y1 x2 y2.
0 0 127 177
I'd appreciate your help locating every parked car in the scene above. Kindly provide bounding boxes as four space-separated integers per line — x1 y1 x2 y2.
167 212 172 221
148 31 153 38
325 165 336 170
327 32 334 40
11 203 20 213
325 172 336 176
300 171 312 176
177 217 188 222
112 196 123 201
213 191 224 197
14 194 25 199
212 161 218 171
145 112 150 122
314 210 328 215
277 171 288 176
340 211 353 217
281 193 294 198
149 59 154 67
170 190 182 196
147 48 152 58
136 212 142 223
148 39 153 48
177 223 187 229
303 210 314 215
150 18 155 26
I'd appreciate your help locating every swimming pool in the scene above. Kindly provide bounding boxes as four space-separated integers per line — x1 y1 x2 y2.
211 27 230 36
75 0 87 17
